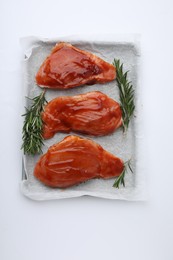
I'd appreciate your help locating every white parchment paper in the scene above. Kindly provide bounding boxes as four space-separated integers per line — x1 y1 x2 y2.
20 34 146 201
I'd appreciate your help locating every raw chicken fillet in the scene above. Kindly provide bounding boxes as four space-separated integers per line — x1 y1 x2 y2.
34 135 124 188
42 91 122 139
36 42 116 89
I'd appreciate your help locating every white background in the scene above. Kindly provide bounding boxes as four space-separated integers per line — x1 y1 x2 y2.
0 0 173 259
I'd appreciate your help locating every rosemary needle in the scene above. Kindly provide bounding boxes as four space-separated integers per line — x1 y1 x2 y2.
113 59 135 132
21 90 47 155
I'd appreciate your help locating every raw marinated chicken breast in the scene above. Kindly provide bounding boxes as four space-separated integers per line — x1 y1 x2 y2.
36 42 116 89
34 135 124 188
42 91 122 139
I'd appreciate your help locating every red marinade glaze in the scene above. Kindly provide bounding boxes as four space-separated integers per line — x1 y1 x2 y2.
42 91 122 139
36 42 116 89
34 135 124 188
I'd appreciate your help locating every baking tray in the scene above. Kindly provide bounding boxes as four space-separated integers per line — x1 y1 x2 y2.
20 35 146 201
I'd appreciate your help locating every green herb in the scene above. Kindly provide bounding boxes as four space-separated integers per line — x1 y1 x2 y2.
113 160 133 188
21 90 47 155
113 59 135 131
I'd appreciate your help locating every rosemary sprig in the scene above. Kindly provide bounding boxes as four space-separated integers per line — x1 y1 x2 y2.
21 90 47 155
113 59 135 131
113 160 133 188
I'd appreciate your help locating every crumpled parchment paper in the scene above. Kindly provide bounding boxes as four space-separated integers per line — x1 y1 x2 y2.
20 34 146 201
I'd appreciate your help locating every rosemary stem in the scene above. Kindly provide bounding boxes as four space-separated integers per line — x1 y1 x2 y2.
113 59 135 132
21 90 47 155
113 160 133 188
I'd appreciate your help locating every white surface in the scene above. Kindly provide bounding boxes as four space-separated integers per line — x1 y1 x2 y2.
0 0 173 259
